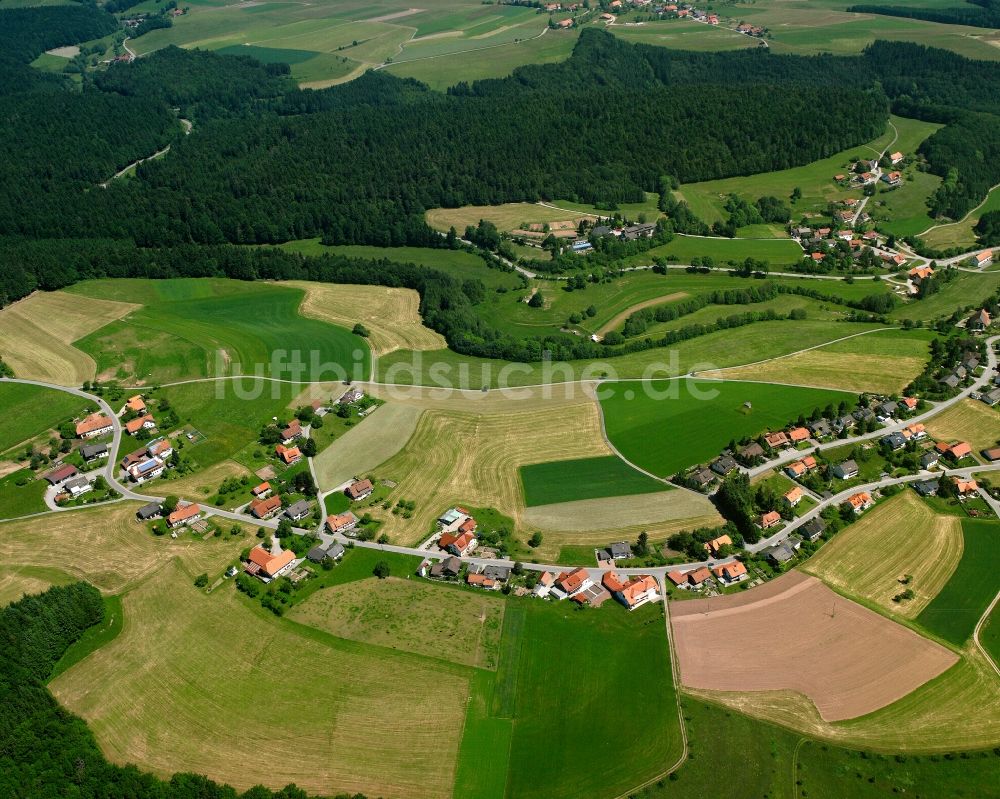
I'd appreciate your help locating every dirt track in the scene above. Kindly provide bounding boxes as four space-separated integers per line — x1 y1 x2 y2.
671 571 958 721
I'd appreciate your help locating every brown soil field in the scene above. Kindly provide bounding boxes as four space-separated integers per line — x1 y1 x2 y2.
671 571 958 722
802 491 963 618
284 281 445 357
0 291 138 385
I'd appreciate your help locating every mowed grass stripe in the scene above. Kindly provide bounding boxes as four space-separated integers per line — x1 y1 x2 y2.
917 519 1000 646
519 455 667 507
454 670 514 799
601 379 854 478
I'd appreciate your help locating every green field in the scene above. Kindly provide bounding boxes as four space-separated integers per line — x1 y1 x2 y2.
459 598 682 799
0 383 92 455
600 379 854 477
609 18 760 51
519 454 667 507
982 599 1000 667
278 240 522 290
920 184 1000 251
377 319 886 388
890 269 1000 321
676 115 941 227
917 518 1000 646
0 469 47 520
66 278 368 384
636 235 804 266
870 169 943 238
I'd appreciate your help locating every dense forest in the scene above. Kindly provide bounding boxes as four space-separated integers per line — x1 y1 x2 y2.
848 0 1000 30
0 583 359 799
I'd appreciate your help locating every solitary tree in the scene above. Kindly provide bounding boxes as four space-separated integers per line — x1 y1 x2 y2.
373 560 391 579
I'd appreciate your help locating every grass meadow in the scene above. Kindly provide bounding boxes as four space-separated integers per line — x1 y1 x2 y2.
982 600 1000 667
890 269 1000 322
917 518 1000 646
67 278 368 384
920 185 1000 250
519 454 668 506
0 382 92 455
0 564 74 607
600 379 854 477
0 470 48 520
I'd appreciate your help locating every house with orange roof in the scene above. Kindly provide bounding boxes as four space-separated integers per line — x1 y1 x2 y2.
615 574 659 611
890 151 904 165
556 567 592 596
703 533 732 557
125 414 156 435
785 460 807 479
712 561 748 584
245 545 296 580
467 573 498 590
845 491 873 514
167 503 201 528
899 397 918 412
764 431 790 449
249 495 282 520
458 516 478 535
251 482 271 498
784 486 804 507
325 511 359 534
908 265 934 282
346 478 374 500
76 413 114 439
557 17 573 28
275 444 302 465
970 308 992 331
975 250 993 268
280 419 303 444
883 171 902 186
953 477 979 496
125 395 146 414
902 422 926 440
810 252 825 263
602 571 626 593
939 441 973 461
686 567 711 588
801 455 817 470
788 427 810 443
759 510 782 529
439 530 477 557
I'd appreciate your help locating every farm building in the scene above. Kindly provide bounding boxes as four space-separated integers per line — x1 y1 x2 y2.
125 395 146 414
76 414 114 439
244 545 296 581
346 479 374 500
251 482 272 498
325 511 359 534
125 414 156 435
136 501 162 521
44 464 79 485
79 443 108 462
167 503 201 528
250 495 282 520
438 530 477 557
284 500 311 522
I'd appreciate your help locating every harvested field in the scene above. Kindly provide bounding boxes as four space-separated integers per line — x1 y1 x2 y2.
524 491 721 561
0 503 244 593
0 291 137 385
51 563 468 799
425 202 592 233
372 397 610 544
283 280 445 356
671 571 958 722
290 576 505 669
0 565 73 606
802 491 963 618
715 328 932 394
925 399 1000 455
311 402 423 491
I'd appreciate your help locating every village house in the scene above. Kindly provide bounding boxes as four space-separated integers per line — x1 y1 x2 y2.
703 533 732 557
63 475 93 498
764 431 790 449
284 500 311 522
914 479 939 497
533 571 557 597
428 556 462 580
555 567 592 597
467 572 499 590
759 510 782 530
711 561 748 584
801 517 825 541
307 540 344 563
275 444 302 465
936 440 972 462
346 478 374 501
882 171 902 186
597 541 633 561
954 477 979 497
833 459 859 479
280 419 303 444
763 539 798 566
788 427 810 444
250 495 282 520
251 482 272 499
339 387 364 405
808 419 831 438
784 486 804 507
982 446 1000 462
685 566 712 588
688 467 716 490
128 456 165 483
975 250 994 268
325 511 359 534
76 413 114 439
125 414 156 435
889 151 904 165
125 395 146 415
902 422 926 440
120 447 146 471
845 491 873 514
244 545 296 581
920 450 940 469
135 501 162 521
970 308 992 331
603 572 659 610
899 396 919 412
882 432 907 452
710 454 737 476
44 463 78 486
439 530 477 557
785 455 817 480
167 503 201 529
737 441 765 463
79 443 108 463
557 17 573 28
147 437 173 459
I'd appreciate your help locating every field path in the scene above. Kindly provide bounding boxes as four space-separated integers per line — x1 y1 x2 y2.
974 590 1000 678
595 291 688 337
